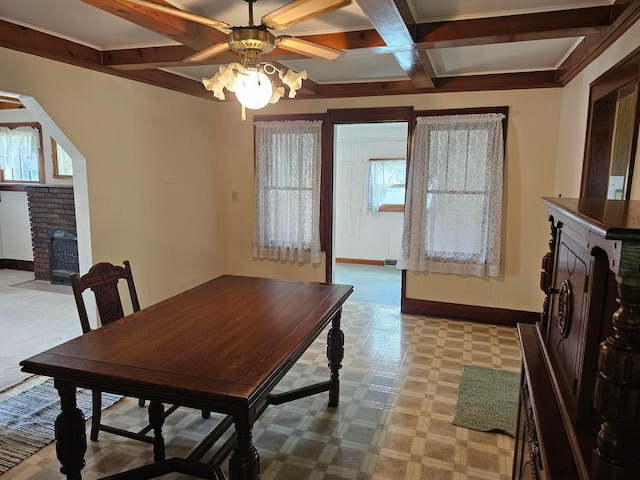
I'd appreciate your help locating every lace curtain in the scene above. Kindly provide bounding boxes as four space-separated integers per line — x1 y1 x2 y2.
0 126 40 181
253 120 322 264
397 113 505 277
367 159 406 213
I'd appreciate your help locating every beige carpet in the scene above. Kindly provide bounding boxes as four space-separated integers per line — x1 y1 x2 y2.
0 270 80 392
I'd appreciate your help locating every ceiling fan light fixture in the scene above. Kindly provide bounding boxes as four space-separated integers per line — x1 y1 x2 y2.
198 0 349 117
235 68 273 110
229 27 276 55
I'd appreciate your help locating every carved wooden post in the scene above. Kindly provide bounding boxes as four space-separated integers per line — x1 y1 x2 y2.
592 277 640 479
327 308 344 407
148 400 166 463
54 379 86 480
540 221 558 327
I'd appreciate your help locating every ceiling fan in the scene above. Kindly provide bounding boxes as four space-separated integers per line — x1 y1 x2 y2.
122 0 351 112
123 0 349 62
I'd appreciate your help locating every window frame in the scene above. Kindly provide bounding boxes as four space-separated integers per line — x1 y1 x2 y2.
0 122 45 184
406 106 509 274
254 113 328 247
51 138 73 179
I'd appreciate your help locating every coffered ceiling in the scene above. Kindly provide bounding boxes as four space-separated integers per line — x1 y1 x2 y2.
1 0 639 102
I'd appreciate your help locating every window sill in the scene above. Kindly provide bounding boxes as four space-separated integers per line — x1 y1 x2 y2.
379 204 404 212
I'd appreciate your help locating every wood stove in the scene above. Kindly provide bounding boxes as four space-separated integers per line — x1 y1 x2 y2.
48 226 79 285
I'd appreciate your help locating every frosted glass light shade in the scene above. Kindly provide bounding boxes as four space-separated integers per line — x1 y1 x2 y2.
235 70 273 110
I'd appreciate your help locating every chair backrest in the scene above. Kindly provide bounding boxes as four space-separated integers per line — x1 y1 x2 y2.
70 260 141 334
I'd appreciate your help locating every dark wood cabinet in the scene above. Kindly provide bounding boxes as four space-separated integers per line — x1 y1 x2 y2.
513 197 640 480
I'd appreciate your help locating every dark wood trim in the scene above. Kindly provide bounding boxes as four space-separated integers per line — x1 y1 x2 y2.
414 106 510 117
401 296 539 327
335 258 385 266
322 118 333 281
556 0 640 85
580 46 640 199
0 183 72 191
0 259 35 271
0 183 33 191
252 113 326 122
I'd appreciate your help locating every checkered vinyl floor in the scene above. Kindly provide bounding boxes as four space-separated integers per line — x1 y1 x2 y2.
2 301 521 479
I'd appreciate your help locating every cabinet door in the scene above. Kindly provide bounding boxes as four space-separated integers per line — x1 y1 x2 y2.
547 232 590 421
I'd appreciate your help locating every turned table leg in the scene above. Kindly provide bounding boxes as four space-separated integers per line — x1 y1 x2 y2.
54 379 86 480
148 400 166 462
229 410 260 480
592 277 640 479
327 308 344 407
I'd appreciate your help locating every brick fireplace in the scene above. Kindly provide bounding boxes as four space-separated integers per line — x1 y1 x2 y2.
26 186 78 283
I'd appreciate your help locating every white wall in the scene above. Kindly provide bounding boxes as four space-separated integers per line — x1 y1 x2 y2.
0 47 224 307
0 191 32 260
219 87 561 313
335 122 407 262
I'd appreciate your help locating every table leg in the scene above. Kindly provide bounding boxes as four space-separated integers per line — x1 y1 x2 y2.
327 308 344 407
229 411 260 480
54 379 86 480
148 400 166 462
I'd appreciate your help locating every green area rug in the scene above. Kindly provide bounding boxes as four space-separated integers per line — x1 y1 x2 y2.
453 365 520 437
0 379 121 473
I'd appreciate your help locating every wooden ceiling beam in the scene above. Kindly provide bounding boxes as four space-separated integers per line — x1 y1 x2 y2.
355 0 435 89
0 19 212 99
93 5 625 71
414 6 613 49
0 19 103 67
80 0 227 51
556 0 640 84
304 71 560 99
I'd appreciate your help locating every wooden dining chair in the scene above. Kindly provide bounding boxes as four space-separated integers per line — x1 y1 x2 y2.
70 260 211 446
70 260 150 442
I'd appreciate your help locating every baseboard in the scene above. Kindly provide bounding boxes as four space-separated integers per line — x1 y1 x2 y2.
0 259 35 271
401 296 539 328
336 258 385 266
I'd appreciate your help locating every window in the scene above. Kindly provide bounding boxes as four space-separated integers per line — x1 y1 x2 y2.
0 123 44 183
253 120 322 264
398 112 506 277
51 139 73 178
367 158 406 213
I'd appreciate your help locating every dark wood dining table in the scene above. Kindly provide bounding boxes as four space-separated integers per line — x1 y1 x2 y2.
20 275 353 480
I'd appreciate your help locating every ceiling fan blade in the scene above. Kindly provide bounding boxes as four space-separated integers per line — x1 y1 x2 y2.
262 0 351 30
184 42 231 62
277 37 342 61
122 0 231 29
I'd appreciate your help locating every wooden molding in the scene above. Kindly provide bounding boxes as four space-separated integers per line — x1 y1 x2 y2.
0 259 35 271
335 258 385 266
401 296 540 327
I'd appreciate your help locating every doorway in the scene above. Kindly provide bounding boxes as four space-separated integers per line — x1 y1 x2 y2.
332 120 409 306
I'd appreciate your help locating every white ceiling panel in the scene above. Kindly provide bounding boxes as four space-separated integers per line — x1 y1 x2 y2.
0 0 178 49
408 0 614 21
279 53 409 84
428 37 583 77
